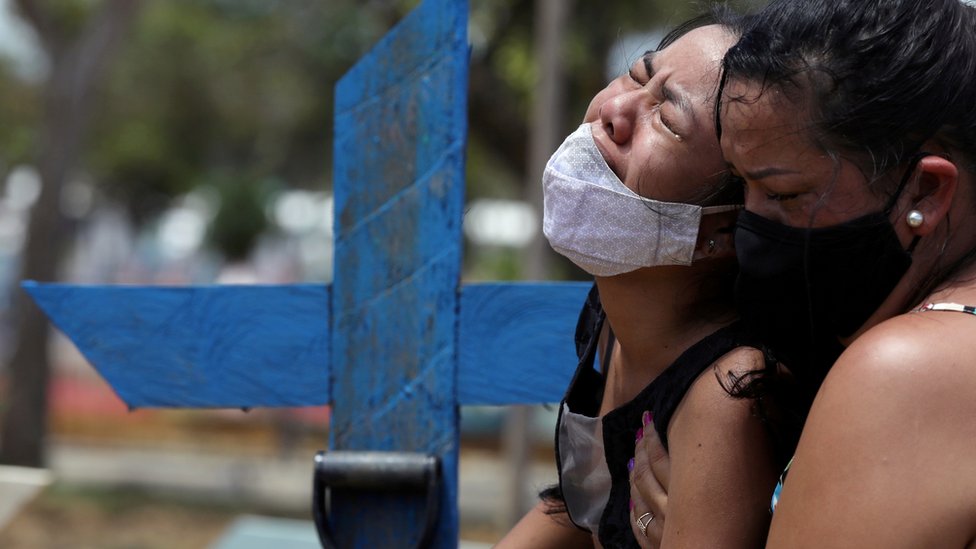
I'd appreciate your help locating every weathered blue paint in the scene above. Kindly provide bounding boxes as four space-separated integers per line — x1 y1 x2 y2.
458 282 590 405
328 0 468 546
22 1 593 547
23 282 331 408
24 281 587 409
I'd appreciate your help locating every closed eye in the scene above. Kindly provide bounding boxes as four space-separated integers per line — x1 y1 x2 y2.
628 68 645 85
728 165 802 202
655 105 681 140
627 51 655 85
765 192 800 202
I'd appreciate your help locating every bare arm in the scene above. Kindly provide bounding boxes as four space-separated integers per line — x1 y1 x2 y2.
767 316 976 548
634 347 778 549
494 500 594 549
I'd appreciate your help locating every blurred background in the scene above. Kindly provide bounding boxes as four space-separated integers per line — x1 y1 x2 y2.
0 0 758 546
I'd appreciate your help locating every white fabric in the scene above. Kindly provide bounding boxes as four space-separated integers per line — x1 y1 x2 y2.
558 402 612 534
542 123 738 276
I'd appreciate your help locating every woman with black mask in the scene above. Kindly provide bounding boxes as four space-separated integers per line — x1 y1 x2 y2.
629 0 976 547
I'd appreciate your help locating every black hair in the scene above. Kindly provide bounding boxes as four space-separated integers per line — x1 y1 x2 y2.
716 346 812 468
719 0 976 308
657 3 751 52
721 0 976 178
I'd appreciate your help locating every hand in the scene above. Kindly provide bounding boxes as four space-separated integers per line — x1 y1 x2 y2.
629 411 671 548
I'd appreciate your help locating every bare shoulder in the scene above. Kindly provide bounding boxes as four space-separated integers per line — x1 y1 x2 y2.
662 345 777 548
811 309 976 466
669 345 767 437
824 311 976 412
712 344 767 378
767 311 976 547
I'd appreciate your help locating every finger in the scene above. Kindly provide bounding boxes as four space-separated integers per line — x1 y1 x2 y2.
630 447 668 523
629 486 663 548
630 426 667 546
636 411 671 491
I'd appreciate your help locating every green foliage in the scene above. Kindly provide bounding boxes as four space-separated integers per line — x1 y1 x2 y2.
0 0 764 263
45 0 97 40
83 0 397 249
0 62 39 173
206 175 274 262
464 246 523 281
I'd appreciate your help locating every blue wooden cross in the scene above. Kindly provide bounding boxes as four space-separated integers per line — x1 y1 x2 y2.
24 0 589 546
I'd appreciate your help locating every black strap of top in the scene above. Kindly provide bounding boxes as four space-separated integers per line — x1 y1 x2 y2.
562 283 607 417
551 282 606 532
601 329 615 374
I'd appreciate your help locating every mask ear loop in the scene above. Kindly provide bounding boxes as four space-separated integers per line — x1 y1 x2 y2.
885 152 931 255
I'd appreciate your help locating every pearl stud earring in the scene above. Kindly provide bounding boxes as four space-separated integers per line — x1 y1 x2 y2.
906 210 924 228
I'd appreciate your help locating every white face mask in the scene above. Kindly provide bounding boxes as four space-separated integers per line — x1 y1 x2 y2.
542 123 739 277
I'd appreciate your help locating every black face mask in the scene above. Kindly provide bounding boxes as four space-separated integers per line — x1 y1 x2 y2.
733 159 922 392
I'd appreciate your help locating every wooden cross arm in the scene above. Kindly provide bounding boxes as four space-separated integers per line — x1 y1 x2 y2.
24 280 590 409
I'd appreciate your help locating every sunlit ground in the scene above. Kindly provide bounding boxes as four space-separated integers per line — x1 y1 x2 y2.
0 371 558 547
1 484 260 549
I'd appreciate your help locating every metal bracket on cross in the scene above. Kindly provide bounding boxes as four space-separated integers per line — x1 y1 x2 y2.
24 0 589 547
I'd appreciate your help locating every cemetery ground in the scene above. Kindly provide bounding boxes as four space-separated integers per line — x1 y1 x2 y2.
0 365 558 548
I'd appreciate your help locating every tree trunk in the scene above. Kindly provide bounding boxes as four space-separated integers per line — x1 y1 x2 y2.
0 0 142 467
503 0 570 529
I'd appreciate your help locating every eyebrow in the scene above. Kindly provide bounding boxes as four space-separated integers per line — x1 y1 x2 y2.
731 165 802 180
641 51 655 80
643 51 697 127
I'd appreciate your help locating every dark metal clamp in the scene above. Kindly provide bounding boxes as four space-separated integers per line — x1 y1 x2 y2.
312 450 441 549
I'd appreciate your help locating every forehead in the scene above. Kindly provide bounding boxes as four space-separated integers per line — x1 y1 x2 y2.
719 79 815 161
661 24 736 61
654 25 736 96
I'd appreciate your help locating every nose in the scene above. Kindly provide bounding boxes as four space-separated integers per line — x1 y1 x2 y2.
599 90 640 145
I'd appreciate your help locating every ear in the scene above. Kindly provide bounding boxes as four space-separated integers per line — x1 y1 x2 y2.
898 155 958 237
693 208 739 261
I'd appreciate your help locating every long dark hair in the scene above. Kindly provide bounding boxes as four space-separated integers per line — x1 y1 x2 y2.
718 0 976 307
721 0 976 172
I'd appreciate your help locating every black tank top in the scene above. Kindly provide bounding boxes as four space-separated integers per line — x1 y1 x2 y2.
555 284 767 548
